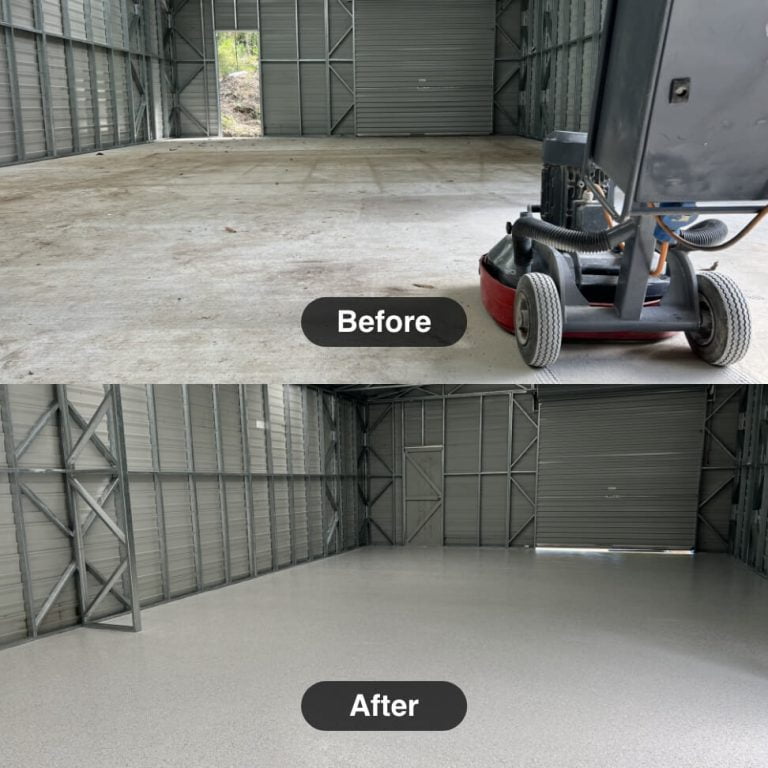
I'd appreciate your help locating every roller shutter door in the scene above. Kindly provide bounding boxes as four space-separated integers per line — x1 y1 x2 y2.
536 389 705 550
355 0 495 136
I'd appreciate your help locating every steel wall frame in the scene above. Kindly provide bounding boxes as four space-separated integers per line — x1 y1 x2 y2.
0 0 170 164
364 388 539 547
495 0 605 138
169 0 218 136
361 385 746 552
255 0 354 136
0 384 142 640
731 385 768 577
0 384 362 648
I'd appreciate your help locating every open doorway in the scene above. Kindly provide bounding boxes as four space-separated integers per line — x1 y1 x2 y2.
216 31 261 137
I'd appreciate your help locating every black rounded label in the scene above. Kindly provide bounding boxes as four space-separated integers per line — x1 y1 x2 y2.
301 681 467 731
301 298 467 347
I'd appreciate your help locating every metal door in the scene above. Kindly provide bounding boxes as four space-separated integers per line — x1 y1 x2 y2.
536 388 706 550
404 447 443 546
354 0 495 136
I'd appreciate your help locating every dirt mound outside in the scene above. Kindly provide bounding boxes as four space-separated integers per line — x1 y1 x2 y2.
220 71 261 137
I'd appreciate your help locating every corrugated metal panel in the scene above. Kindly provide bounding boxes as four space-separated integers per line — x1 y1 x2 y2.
235 0 258 29
355 0 495 136
444 476 477 545
43 0 64 37
260 0 296 58
304 389 323 556
93 47 114 147
1 0 169 166
188 386 225 586
47 39 73 154
225 478 250 579
0 402 27 646
196 478 225 586
287 386 309 561
245 384 267 472
251 477 272 570
261 62 299 134
15 31 46 158
6 386 78 634
0 32 18 163
121 385 163 603
9 0 35 28
189 385 216 472
214 0 236 29
68 0 87 41
537 390 706 549
424 399 442 445
115 51 131 143
404 401 421 447
153 386 197 595
299 62 327 134
107 0 124 48
72 42 96 150
267 384 291 566
445 398 480 473
268 385 287 473
120 384 153 472
480 475 506 545
161 478 197 596
1 385 360 647
245 386 272 570
90 0 108 47
481 396 508 473
298 0 323 57
218 386 249 578
128 477 164 605
273 477 291 565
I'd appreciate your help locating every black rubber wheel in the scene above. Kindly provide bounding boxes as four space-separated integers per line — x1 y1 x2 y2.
514 273 563 368
686 272 751 366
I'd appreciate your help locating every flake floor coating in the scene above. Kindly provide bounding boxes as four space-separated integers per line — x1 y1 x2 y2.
1 136 767 383
1 548 767 767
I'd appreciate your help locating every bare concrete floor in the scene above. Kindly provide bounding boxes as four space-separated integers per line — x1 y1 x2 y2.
1 548 767 767
1 136 766 383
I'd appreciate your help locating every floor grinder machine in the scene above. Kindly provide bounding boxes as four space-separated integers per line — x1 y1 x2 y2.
480 0 768 368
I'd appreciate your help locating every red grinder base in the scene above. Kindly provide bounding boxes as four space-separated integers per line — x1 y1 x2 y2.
479 259 677 342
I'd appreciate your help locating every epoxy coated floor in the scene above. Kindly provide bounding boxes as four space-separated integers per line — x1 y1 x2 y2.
1 136 766 383
1 548 767 767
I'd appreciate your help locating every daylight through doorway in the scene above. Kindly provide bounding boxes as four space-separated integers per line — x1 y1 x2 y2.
216 31 262 137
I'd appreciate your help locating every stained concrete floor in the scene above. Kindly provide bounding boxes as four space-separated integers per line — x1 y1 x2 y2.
0 136 767 383
1 548 767 768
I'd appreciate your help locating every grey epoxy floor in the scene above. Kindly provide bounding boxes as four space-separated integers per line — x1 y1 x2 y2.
1 136 766 383
1 548 767 768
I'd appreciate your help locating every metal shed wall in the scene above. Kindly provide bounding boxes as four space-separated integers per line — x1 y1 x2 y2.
536 387 706 550
0 0 170 165
0 384 362 648
364 388 538 547
363 385 737 554
494 0 606 138
732 386 768 577
257 0 355 136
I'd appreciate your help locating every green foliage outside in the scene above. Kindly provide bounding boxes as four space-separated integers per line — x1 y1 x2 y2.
216 32 259 78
